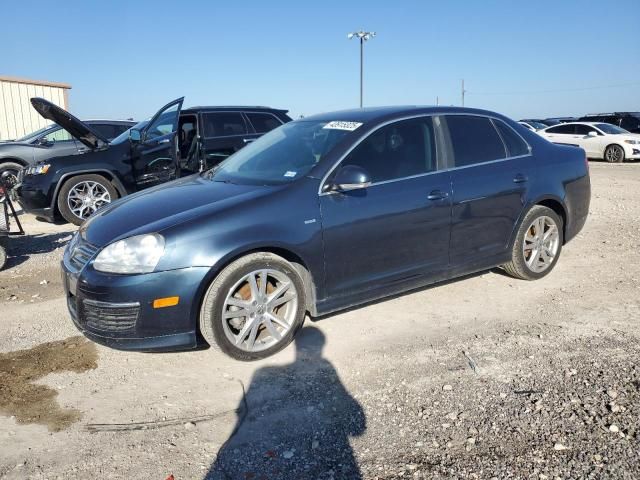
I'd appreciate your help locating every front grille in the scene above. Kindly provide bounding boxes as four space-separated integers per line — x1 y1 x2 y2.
69 238 99 271
81 299 140 332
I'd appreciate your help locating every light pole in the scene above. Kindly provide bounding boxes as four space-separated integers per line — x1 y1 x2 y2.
347 30 376 108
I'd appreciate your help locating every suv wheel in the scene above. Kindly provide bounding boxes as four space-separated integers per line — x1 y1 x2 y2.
503 206 563 280
57 174 117 226
604 144 625 163
199 252 306 361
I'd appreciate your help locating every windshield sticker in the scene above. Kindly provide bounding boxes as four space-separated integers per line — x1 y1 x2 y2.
284 171 297 178
323 121 363 131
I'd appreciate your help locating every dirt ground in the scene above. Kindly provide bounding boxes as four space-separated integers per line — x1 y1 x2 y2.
0 162 638 479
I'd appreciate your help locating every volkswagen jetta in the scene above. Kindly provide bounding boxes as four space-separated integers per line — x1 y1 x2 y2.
62 106 590 360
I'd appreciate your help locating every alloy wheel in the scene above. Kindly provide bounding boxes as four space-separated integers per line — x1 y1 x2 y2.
605 145 624 162
522 216 560 273
221 269 299 352
67 181 111 219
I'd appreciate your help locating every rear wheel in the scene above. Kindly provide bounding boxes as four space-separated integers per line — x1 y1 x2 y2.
57 174 117 225
199 252 306 361
604 144 625 163
503 206 563 280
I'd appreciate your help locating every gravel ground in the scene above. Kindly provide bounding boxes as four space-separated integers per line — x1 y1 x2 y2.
0 162 638 479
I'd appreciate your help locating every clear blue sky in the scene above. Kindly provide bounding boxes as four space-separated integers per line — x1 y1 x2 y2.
3 0 639 121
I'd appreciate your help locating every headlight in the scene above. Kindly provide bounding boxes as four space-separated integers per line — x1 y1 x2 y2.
25 164 50 175
624 139 639 145
93 234 165 274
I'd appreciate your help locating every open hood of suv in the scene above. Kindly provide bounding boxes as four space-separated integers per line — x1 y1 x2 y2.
30 97 109 150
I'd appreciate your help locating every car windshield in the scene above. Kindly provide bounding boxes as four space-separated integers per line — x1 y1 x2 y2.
596 123 629 135
14 125 56 142
208 121 354 185
109 120 149 144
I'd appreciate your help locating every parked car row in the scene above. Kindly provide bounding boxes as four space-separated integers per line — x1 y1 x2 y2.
14 98 292 224
520 112 640 134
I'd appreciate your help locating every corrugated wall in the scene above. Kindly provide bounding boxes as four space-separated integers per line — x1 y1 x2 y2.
0 76 71 140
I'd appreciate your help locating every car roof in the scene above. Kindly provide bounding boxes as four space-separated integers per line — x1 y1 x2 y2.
301 106 510 124
182 106 289 114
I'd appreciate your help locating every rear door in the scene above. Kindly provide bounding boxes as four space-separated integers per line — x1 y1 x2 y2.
445 115 533 266
200 111 251 169
132 97 184 189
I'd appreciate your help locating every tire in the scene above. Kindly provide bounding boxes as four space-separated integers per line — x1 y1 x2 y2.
57 174 118 226
0 242 6 271
199 252 307 361
604 144 625 163
0 162 23 190
503 206 564 281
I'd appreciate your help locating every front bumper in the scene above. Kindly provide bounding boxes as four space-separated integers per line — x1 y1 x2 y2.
14 176 57 222
62 242 211 352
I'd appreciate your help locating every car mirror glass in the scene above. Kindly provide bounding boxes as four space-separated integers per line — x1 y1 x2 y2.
129 128 142 143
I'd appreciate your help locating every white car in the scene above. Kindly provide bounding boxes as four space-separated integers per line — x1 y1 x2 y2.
519 120 548 132
539 122 640 163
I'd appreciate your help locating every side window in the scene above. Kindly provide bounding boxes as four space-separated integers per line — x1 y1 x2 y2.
446 115 506 167
145 102 181 141
575 124 596 136
246 112 283 133
546 124 575 134
341 117 437 183
621 117 640 131
493 119 530 157
43 127 73 142
203 112 248 138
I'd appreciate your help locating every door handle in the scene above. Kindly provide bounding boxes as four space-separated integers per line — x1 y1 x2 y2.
243 138 255 144
158 139 171 144
427 190 449 201
513 174 528 184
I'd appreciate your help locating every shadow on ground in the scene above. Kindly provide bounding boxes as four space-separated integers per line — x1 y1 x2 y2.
206 326 366 480
4 230 73 269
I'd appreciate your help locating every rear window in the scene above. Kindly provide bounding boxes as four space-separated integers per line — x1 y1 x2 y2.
246 112 283 133
446 115 506 167
493 119 529 157
203 112 247 138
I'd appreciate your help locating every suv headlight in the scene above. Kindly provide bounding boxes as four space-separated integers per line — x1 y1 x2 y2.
624 139 639 145
25 164 50 176
93 234 165 274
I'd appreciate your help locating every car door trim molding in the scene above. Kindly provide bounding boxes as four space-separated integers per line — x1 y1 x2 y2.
319 112 532 196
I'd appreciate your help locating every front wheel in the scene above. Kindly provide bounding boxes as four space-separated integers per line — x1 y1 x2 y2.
199 252 307 361
503 206 563 280
57 174 117 226
604 144 625 163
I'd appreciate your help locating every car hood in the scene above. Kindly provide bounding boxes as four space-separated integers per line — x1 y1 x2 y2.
81 174 277 247
30 97 108 150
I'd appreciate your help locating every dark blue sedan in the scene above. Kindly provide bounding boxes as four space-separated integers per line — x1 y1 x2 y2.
62 106 590 360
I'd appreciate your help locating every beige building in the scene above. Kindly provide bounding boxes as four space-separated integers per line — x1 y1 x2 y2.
0 75 71 141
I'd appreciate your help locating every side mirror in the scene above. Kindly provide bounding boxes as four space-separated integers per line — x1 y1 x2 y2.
330 165 372 192
129 128 142 142
37 136 52 146
587 131 598 137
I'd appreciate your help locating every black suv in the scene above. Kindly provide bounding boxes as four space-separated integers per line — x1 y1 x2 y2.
15 97 291 225
578 112 640 133
0 119 135 190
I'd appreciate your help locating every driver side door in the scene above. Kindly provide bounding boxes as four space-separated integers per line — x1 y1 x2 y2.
132 97 184 189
